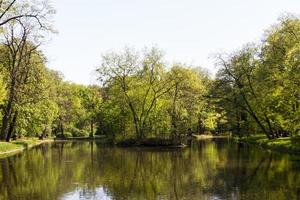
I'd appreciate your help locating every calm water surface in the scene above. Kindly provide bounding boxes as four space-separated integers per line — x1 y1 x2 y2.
1 138 300 200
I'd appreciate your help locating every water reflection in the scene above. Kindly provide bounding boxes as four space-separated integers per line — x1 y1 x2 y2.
0 139 300 200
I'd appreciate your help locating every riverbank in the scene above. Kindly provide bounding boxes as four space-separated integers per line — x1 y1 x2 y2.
192 134 231 140
236 135 300 154
116 138 187 148
0 138 54 158
54 135 107 141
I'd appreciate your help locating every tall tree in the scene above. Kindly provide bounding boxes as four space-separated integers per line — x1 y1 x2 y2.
97 47 175 140
0 1 54 141
0 0 55 27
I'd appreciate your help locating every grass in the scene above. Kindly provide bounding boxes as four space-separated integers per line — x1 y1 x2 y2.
192 132 231 140
0 142 21 153
236 134 300 154
0 138 54 158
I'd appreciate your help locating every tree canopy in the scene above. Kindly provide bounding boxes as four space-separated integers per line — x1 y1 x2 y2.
0 8 299 142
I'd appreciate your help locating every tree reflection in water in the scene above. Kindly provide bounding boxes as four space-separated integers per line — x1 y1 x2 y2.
0 139 300 200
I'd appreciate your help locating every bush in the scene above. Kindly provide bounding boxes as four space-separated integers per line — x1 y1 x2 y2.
68 127 89 137
56 132 72 138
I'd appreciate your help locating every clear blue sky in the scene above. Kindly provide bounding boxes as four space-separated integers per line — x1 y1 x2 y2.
43 0 300 85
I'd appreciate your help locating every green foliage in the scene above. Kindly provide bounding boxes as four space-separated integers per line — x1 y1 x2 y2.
213 15 300 138
97 47 216 140
0 9 298 144
0 75 6 105
67 127 89 137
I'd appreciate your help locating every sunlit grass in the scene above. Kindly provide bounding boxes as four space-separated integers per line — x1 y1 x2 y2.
0 142 22 152
238 135 300 154
0 138 54 156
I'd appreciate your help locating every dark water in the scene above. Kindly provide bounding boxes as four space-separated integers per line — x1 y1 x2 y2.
1 139 300 200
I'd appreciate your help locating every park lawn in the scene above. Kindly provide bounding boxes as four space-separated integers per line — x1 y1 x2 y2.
0 142 22 153
237 134 300 154
0 138 54 157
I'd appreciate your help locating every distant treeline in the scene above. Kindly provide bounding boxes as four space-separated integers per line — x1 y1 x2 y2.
0 0 299 142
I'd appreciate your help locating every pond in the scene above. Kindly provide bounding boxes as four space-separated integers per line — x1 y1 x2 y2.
1 138 300 200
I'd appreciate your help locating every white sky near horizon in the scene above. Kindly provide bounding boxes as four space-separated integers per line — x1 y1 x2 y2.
42 0 300 85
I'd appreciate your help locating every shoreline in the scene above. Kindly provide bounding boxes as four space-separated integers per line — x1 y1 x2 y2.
192 134 231 140
0 138 54 158
54 136 107 141
3 135 299 158
235 135 300 155
0 136 228 157
115 138 187 148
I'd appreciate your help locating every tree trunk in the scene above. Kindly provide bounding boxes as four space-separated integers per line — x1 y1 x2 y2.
171 84 178 138
1 101 13 141
236 112 241 137
60 123 64 137
90 118 94 138
240 93 271 138
198 117 205 134
133 117 140 141
1 114 9 140
6 111 18 142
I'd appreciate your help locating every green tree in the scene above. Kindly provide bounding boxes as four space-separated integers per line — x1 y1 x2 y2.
98 47 174 141
213 15 300 138
79 85 102 137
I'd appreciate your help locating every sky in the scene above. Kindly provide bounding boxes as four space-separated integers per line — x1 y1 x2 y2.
42 0 300 85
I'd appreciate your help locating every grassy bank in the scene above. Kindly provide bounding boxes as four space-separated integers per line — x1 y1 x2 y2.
236 135 300 154
192 133 231 140
0 138 54 158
